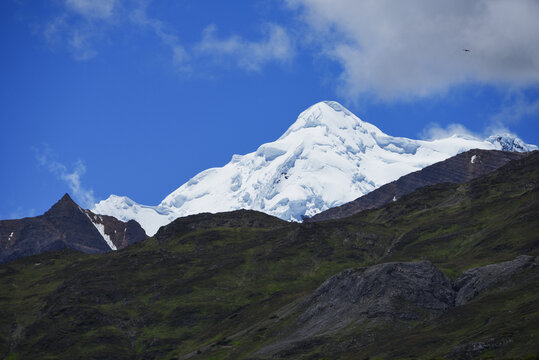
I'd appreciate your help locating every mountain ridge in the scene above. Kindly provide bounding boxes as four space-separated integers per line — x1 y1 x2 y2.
0 150 537 359
0 193 147 264
307 149 532 222
93 101 537 235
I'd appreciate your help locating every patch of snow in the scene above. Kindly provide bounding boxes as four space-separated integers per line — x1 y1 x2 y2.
8 232 14 242
85 213 117 250
471 155 477 164
92 101 537 236
93 195 173 236
392 196 397 202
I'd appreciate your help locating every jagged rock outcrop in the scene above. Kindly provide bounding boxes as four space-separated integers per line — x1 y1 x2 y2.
295 261 455 336
257 261 455 357
454 255 538 306
308 149 530 222
0 194 146 264
258 256 538 358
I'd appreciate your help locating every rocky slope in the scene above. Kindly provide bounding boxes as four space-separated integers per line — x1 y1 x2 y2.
93 101 537 235
288 261 454 338
454 254 537 306
308 149 531 221
0 152 537 359
256 256 538 358
0 194 146 264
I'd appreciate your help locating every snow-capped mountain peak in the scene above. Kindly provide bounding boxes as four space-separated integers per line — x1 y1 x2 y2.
92 101 536 235
487 133 538 152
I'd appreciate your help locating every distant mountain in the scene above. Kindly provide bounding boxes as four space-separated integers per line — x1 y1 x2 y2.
307 149 532 222
93 101 537 235
486 133 537 152
0 194 146 264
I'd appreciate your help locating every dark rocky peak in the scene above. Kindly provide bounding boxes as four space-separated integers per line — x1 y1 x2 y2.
0 194 147 264
44 193 83 218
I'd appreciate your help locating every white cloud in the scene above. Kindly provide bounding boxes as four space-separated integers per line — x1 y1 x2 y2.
195 24 294 71
65 0 116 19
420 123 478 141
43 0 118 61
287 0 539 100
130 5 190 71
42 1 294 72
7 207 36 220
44 16 100 60
130 5 293 72
491 95 539 125
34 146 96 208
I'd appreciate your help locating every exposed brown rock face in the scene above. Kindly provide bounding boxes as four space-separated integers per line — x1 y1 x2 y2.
307 149 530 222
0 194 146 264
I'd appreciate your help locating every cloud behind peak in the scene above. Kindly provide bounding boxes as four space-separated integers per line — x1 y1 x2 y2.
288 0 539 100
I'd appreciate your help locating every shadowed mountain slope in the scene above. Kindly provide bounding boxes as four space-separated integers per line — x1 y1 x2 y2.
0 194 146 264
308 149 530 222
0 152 537 359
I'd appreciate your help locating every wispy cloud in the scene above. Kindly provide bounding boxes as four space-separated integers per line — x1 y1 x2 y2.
33 145 96 208
491 94 539 126
65 0 117 19
419 123 479 141
195 24 294 71
130 4 190 71
7 207 37 220
130 5 293 72
41 0 294 72
287 0 539 100
420 91 539 141
43 0 118 60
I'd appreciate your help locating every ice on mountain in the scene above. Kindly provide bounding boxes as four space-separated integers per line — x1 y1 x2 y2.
256 145 287 161
471 155 477 164
487 134 538 152
92 101 537 236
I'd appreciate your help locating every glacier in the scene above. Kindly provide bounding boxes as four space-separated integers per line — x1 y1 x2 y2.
93 101 537 235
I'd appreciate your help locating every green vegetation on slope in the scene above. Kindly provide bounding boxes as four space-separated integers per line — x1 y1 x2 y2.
0 152 538 359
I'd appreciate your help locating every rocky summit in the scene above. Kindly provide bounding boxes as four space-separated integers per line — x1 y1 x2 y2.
0 194 146 264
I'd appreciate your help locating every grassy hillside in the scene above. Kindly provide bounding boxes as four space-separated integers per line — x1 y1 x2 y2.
0 152 537 359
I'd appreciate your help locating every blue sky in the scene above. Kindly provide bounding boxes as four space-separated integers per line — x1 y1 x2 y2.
1 0 538 218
